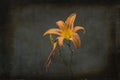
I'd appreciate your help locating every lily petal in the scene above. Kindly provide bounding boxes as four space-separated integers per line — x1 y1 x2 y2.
71 33 81 48
45 42 57 71
43 28 62 36
57 37 64 46
65 13 76 29
73 26 85 33
56 20 66 30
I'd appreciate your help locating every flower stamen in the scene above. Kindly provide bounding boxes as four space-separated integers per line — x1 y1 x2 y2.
61 29 73 40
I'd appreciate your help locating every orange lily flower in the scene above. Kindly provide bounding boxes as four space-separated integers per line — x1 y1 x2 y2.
43 13 85 71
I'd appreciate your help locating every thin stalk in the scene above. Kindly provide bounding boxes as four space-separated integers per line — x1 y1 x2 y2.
57 47 68 67
66 40 74 76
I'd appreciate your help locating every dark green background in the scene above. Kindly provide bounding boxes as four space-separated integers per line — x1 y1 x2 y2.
0 0 120 80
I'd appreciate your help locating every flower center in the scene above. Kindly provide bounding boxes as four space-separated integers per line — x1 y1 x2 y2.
61 29 73 40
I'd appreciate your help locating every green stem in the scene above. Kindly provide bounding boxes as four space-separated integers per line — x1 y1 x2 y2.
66 41 74 76
57 41 74 76
57 47 68 67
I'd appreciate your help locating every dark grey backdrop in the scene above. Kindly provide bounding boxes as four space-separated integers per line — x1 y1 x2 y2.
0 0 120 80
